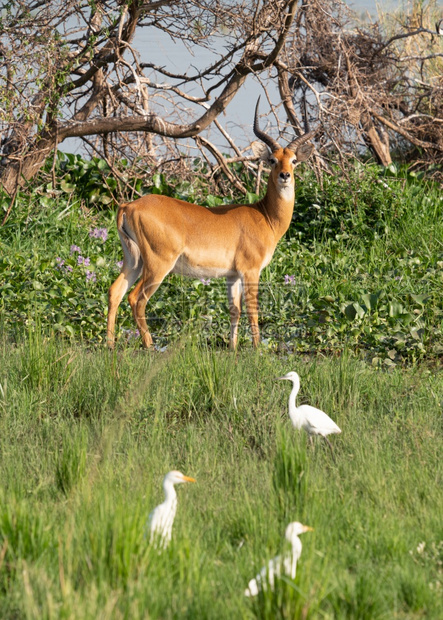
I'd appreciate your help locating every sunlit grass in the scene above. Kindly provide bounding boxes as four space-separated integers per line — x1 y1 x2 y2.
1 163 442 362
0 333 442 618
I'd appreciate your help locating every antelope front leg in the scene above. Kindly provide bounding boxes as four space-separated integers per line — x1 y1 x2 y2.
242 273 260 348
227 276 242 349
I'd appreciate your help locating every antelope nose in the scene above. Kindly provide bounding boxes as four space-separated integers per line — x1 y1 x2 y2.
279 172 291 181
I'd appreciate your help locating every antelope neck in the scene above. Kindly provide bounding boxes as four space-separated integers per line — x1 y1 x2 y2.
258 180 295 238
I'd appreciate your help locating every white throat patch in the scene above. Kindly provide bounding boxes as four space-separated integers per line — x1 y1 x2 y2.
277 183 295 201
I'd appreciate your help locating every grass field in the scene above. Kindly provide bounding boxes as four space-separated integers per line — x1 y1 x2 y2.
0 332 442 619
1 160 442 617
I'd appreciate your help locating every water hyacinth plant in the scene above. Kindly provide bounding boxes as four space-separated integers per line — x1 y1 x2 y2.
0 158 442 362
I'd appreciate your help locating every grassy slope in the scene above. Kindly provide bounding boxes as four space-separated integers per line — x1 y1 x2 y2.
0 335 442 619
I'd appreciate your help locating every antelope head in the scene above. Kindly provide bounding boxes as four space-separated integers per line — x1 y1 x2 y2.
251 98 316 193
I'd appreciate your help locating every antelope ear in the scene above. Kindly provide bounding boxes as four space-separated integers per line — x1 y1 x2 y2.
296 143 314 162
251 140 271 162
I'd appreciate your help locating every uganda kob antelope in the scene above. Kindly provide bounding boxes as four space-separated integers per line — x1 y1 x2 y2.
107 99 316 349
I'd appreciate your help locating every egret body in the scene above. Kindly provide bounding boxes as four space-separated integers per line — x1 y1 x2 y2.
245 521 313 596
278 371 341 456
147 470 196 547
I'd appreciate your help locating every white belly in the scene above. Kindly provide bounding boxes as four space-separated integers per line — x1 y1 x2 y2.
260 248 275 272
171 254 235 279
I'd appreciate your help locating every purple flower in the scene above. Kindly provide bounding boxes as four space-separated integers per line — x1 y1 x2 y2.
77 255 84 265
83 257 90 266
70 245 81 254
284 274 296 285
122 328 140 340
116 260 123 270
89 227 108 242
200 278 211 285
56 257 73 274
86 270 97 283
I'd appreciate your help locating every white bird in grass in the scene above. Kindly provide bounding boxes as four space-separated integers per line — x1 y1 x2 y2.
278 371 341 458
147 470 196 547
245 522 313 597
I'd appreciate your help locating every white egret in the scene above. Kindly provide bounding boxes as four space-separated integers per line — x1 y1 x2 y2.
245 521 313 597
147 470 196 547
278 371 341 458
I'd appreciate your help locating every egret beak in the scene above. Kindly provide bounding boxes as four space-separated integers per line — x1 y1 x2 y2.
277 375 289 381
182 475 196 483
303 525 314 532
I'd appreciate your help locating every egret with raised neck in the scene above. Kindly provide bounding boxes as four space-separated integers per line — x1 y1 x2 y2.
278 371 341 458
147 470 196 547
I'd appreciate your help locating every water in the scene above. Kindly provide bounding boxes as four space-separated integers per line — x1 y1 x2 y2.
61 0 440 155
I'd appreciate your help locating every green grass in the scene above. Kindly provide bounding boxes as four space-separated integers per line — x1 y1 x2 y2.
1 161 442 362
0 333 442 618
0 158 442 617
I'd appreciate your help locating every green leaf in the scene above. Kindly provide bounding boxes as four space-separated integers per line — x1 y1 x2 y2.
152 173 164 190
245 192 259 203
386 163 398 176
204 195 223 208
410 327 425 340
106 178 118 190
88 190 100 203
344 302 366 321
60 180 75 193
410 294 428 305
40 196 52 207
354 302 365 319
398 313 414 326
361 292 381 311
389 302 404 318
344 304 356 321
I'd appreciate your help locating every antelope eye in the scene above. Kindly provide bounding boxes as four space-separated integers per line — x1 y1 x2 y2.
269 157 278 166
292 159 297 165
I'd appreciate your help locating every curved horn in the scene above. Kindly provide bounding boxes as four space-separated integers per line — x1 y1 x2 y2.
253 97 281 153
287 98 317 153
286 129 316 153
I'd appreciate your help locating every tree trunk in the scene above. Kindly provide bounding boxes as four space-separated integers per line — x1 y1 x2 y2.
0 135 55 195
360 112 392 167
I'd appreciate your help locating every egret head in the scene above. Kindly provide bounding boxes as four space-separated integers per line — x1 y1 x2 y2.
163 470 196 486
285 521 313 543
277 371 300 385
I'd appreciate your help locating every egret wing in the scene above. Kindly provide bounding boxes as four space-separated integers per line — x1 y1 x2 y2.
299 404 341 434
245 553 292 596
147 501 173 546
